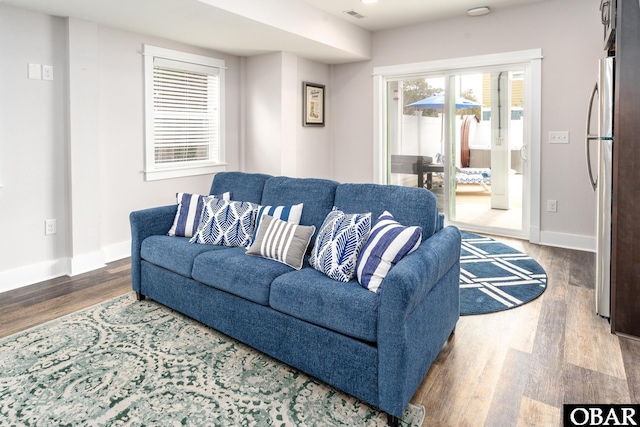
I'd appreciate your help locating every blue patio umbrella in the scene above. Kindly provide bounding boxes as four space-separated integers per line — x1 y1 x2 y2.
406 93 482 109
406 93 482 155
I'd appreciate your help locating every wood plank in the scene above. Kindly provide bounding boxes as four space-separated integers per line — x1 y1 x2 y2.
484 348 531 426
563 363 630 404
0 261 131 339
521 247 569 408
508 295 543 355
619 336 640 402
413 315 507 426
565 284 626 379
568 250 596 290
517 397 561 427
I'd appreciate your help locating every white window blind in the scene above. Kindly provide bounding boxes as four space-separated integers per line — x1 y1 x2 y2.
144 45 226 181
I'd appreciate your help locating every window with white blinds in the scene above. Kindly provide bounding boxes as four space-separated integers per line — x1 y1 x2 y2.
143 45 226 181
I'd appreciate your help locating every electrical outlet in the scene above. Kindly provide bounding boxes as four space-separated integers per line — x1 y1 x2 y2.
547 200 557 213
45 219 57 235
42 65 54 81
549 131 569 144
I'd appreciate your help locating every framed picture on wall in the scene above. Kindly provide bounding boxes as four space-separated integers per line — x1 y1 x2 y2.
303 82 325 127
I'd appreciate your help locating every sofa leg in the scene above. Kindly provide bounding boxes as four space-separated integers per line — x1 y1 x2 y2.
136 292 146 301
387 414 400 427
448 326 456 341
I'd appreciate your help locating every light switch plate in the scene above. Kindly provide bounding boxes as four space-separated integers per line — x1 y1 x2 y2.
549 131 569 144
28 63 41 80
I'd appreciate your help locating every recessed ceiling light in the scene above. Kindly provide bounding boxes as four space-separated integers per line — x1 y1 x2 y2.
362 0 378 4
467 6 490 16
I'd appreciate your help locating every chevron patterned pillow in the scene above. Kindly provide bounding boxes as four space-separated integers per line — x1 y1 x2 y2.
190 198 258 247
309 208 371 282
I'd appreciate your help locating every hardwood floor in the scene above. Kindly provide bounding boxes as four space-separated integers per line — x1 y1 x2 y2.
413 237 640 426
0 240 638 426
0 258 131 339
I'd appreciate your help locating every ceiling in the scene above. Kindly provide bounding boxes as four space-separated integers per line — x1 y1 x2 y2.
303 0 547 32
2 0 549 63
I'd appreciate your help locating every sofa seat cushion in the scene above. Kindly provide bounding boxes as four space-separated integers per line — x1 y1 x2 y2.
269 267 379 343
141 235 227 278
192 248 294 306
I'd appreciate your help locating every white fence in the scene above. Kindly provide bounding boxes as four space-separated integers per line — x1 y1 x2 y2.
396 114 524 166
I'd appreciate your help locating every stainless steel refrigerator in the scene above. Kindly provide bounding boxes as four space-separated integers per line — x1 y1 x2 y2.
585 56 614 318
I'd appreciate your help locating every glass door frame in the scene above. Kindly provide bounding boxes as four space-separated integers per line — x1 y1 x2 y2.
372 49 543 242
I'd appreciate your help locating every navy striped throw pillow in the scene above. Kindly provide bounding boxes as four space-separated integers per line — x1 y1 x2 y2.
167 192 231 237
253 203 303 242
356 211 422 294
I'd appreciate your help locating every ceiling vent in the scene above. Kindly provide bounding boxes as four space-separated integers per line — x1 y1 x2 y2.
343 10 366 19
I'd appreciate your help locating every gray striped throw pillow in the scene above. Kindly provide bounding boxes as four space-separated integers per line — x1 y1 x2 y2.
246 214 315 270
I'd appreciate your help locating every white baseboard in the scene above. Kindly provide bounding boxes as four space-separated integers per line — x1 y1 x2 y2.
103 240 131 263
539 230 596 253
0 240 132 294
529 225 541 245
0 259 69 295
69 251 107 276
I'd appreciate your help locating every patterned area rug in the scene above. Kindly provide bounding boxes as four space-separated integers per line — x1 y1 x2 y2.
460 232 547 315
0 293 425 426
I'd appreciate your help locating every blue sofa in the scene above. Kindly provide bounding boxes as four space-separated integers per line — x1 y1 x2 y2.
129 171 461 425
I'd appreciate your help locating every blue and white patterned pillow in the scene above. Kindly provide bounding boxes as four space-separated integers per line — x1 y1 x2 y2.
356 211 422 294
168 192 231 237
309 208 371 282
253 203 304 241
189 198 258 247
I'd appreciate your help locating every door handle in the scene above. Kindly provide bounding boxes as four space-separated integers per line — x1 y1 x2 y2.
519 145 528 161
601 0 610 25
585 83 598 191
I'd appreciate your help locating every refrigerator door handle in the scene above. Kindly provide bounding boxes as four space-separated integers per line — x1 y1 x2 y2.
586 82 599 191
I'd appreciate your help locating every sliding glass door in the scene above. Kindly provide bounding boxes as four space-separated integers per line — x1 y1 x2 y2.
387 76 447 210
385 66 529 237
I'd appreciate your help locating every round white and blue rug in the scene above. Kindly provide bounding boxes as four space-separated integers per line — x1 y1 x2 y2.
460 232 547 315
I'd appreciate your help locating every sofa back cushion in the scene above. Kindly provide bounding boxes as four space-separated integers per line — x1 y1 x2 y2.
261 176 338 245
334 184 439 240
209 171 272 204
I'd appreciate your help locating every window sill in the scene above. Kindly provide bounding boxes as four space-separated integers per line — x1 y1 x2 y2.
144 163 227 181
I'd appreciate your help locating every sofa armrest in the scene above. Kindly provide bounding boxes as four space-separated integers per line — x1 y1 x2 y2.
129 204 177 292
376 225 461 416
380 225 460 315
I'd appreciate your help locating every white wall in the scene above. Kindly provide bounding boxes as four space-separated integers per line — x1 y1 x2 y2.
245 52 285 175
297 57 333 179
0 4 242 292
331 0 603 249
0 6 70 288
245 52 333 179
97 26 242 257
